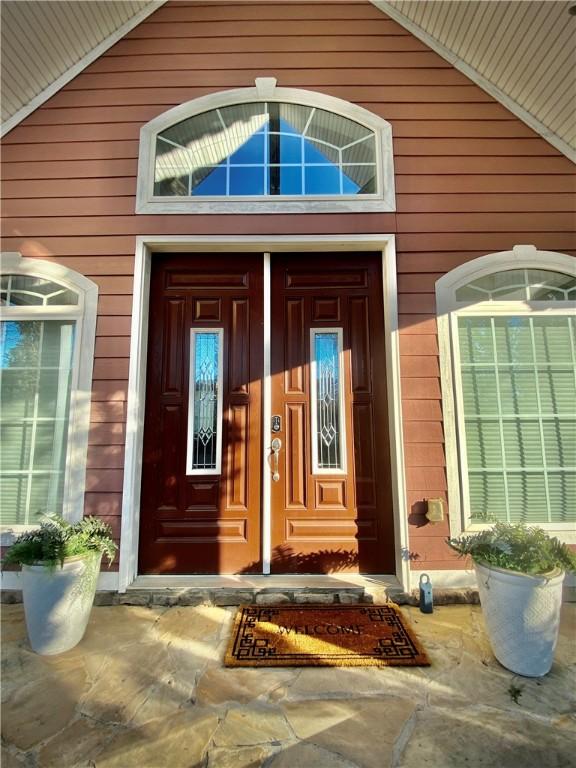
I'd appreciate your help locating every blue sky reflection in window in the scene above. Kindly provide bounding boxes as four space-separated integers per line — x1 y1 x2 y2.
154 103 377 197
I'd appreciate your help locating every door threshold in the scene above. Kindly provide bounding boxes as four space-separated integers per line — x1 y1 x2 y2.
121 573 405 606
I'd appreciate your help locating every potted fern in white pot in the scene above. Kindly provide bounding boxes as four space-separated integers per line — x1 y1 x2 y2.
2 515 117 655
448 522 576 677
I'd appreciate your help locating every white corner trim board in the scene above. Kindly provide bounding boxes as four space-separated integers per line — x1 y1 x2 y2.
119 234 411 593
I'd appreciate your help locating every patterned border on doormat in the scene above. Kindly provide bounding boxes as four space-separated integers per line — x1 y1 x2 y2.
224 604 430 667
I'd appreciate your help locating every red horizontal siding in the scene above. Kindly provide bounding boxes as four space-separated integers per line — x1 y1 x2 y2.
403 422 444 444
113 35 425 56
2 0 574 572
87 445 126 470
91 380 128 402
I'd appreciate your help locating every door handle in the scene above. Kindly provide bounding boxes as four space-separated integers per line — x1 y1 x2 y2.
270 437 282 482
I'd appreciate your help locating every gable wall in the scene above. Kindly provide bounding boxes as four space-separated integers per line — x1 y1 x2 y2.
2 0 575 573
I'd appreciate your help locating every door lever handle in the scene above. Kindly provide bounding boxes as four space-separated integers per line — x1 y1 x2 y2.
270 437 282 482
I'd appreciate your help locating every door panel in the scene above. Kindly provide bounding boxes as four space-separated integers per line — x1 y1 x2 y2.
139 254 263 574
270 253 394 574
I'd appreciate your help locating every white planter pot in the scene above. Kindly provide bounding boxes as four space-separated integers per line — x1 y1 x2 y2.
474 560 565 677
22 552 102 655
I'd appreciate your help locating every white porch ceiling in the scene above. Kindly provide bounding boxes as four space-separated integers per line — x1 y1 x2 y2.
374 0 576 159
0 0 161 133
1 0 575 160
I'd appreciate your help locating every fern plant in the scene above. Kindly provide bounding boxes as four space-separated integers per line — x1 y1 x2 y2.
2 515 117 570
447 522 576 576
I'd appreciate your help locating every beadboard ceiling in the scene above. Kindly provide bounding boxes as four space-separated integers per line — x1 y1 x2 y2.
374 0 576 159
0 0 160 133
1 0 575 160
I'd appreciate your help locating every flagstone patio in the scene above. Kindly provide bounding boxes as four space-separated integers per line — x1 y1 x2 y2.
1 602 575 768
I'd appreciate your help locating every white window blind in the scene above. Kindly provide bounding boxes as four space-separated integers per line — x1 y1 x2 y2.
458 315 575 524
0 319 75 525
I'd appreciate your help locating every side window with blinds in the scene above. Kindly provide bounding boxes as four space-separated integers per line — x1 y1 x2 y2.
0 271 85 528
448 265 576 528
1 320 75 525
458 315 575 524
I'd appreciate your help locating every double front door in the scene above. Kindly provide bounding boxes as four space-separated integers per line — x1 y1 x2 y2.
139 252 395 575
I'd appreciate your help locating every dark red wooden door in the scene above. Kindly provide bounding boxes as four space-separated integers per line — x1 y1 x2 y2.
270 253 395 574
139 254 263 574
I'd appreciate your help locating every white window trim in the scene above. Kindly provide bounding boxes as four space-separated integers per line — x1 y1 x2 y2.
436 244 576 544
310 327 347 475
0 252 98 544
186 328 224 476
136 79 396 215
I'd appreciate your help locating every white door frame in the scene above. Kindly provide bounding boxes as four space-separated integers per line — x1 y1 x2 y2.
118 234 410 592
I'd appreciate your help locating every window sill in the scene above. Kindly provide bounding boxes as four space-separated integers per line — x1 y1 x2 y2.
1 525 40 546
136 198 394 215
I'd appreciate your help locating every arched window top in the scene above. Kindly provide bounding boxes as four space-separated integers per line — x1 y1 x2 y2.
455 268 576 303
0 253 97 314
137 80 395 214
436 245 576 311
1 274 79 307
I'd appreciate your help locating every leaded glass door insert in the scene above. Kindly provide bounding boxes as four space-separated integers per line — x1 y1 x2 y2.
187 329 223 474
311 329 346 473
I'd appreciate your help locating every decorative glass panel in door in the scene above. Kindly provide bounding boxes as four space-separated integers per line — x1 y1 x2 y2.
310 329 346 473
187 329 223 474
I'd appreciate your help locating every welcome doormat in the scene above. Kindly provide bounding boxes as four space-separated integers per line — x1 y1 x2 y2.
225 604 430 667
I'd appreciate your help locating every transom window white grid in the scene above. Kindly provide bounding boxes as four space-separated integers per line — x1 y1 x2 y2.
136 81 395 215
310 328 347 475
0 253 98 540
186 328 224 476
154 102 377 199
436 246 576 541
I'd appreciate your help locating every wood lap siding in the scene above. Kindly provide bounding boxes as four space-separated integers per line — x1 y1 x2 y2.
1 0 575 571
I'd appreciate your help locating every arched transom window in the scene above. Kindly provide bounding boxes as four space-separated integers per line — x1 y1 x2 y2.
437 246 576 540
137 80 395 214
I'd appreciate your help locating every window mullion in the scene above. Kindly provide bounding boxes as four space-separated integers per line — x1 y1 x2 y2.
23 322 44 525
528 316 552 522
568 315 576 394
47 323 72 512
490 317 512 523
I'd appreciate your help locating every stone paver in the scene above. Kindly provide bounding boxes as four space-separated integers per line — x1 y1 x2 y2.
283 697 416 768
213 706 293 747
206 745 274 768
1 602 574 767
399 706 576 768
267 742 360 767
